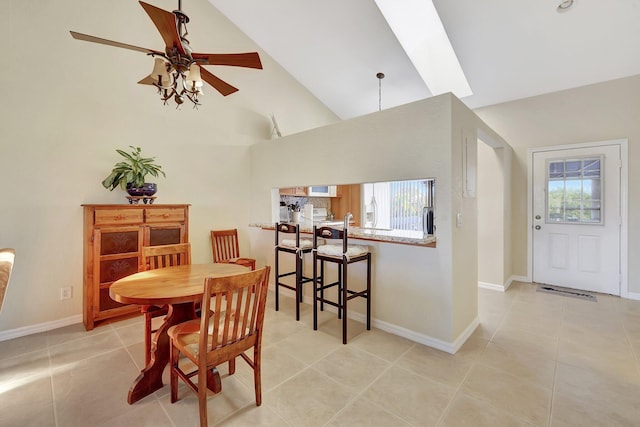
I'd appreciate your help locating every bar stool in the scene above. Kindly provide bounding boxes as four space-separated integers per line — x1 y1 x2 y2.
312 224 371 344
274 222 315 320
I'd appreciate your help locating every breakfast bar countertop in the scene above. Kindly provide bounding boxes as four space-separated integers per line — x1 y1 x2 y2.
251 222 436 247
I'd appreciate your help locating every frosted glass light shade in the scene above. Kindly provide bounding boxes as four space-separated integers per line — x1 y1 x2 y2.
151 58 171 88
186 64 203 89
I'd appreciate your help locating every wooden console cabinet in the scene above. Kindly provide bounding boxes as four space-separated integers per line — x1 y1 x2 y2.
82 204 190 330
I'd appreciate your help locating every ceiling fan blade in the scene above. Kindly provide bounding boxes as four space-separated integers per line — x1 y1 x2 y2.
139 1 185 55
200 67 238 96
70 31 161 55
192 52 263 69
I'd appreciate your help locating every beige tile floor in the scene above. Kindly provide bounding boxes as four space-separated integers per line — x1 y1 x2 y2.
2 281 640 426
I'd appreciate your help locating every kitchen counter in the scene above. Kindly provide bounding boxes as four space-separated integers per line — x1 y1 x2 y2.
251 222 436 247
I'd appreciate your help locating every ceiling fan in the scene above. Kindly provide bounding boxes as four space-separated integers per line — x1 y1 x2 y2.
70 0 263 107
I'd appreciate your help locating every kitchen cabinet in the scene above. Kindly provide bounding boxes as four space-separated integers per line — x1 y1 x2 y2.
82 204 189 330
279 186 307 196
331 184 361 225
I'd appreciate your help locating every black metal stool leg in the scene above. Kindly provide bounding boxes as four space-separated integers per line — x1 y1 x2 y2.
275 249 280 312
342 260 348 344
337 264 343 320
319 260 325 312
295 252 301 321
313 251 318 330
366 253 371 330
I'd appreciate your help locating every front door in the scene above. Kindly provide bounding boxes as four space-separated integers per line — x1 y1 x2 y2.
532 144 621 295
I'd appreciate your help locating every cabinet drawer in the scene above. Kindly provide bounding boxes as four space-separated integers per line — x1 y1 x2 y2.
94 209 144 226
145 208 185 223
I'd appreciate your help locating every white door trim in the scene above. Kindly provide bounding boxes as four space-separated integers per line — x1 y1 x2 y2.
527 139 628 297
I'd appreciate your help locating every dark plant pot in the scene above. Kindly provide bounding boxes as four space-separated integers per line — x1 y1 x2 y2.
126 183 157 196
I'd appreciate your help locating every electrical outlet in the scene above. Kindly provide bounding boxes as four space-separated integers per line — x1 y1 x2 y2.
60 286 72 300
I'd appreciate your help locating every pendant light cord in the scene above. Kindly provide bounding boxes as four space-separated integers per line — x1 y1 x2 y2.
377 72 385 112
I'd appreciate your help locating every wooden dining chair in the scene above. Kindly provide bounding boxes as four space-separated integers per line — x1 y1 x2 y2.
0 248 16 313
211 228 256 270
168 266 271 427
141 243 191 365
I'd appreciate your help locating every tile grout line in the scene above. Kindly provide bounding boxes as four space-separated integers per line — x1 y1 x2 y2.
114 322 146 373
432 340 491 427
112 321 179 427
427 289 520 426
546 299 567 427
453 286 554 426
321 342 418 427
618 305 640 380
46 337 60 427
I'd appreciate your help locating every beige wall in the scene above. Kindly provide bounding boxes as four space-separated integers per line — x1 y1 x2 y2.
478 143 505 286
249 95 509 348
477 143 504 285
0 0 337 333
474 75 640 295
250 95 457 344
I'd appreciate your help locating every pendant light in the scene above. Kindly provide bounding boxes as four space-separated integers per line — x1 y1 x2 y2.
377 72 385 111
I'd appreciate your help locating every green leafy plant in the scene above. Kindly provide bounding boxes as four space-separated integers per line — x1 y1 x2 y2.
101 146 166 191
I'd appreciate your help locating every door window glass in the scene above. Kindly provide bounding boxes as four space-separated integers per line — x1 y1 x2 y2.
546 157 602 224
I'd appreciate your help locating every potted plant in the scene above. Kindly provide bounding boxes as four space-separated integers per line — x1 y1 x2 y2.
102 146 166 196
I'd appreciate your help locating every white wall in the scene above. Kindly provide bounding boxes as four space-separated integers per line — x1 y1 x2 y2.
475 75 640 295
0 0 337 333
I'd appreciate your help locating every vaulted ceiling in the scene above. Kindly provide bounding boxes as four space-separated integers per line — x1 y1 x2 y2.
208 0 640 120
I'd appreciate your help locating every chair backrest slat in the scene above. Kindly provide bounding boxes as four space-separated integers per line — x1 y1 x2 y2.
211 229 241 263
199 267 270 358
142 243 191 271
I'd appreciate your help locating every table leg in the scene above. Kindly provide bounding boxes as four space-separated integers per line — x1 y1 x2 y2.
126 302 222 404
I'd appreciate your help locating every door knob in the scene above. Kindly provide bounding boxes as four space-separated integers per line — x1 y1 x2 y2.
535 225 541 230
535 215 541 220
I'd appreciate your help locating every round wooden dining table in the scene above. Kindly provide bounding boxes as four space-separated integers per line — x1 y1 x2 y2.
110 263 249 404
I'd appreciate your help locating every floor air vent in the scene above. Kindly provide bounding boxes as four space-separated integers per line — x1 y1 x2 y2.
536 284 597 302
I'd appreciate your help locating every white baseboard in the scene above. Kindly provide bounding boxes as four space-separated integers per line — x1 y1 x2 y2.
295 291 474 354
374 316 479 354
503 276 516 291
623 291 640 301
478 281 504 292
450 316 480 353
0 314 83 342
478 276 517 292
510 275 530 284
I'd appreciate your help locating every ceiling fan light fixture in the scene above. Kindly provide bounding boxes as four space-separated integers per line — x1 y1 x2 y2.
69 1 263 109
151 58 172 87
185 64 203 88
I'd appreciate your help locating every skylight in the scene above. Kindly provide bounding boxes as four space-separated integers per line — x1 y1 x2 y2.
374 0 472 99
